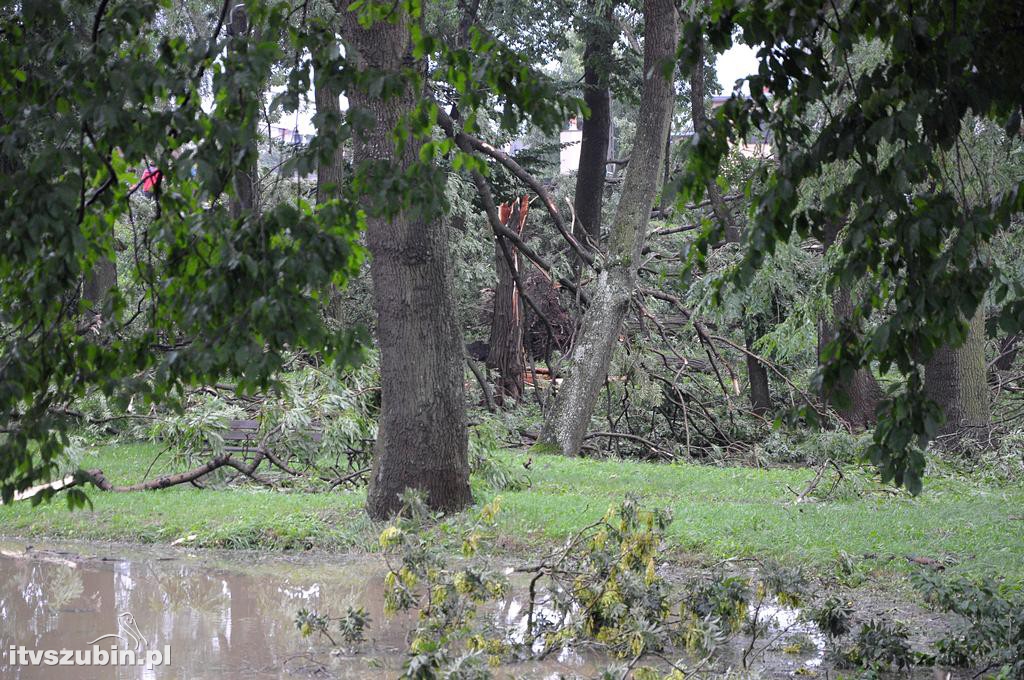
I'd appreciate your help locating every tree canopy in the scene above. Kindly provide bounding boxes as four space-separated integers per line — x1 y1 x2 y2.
678 0 1024 492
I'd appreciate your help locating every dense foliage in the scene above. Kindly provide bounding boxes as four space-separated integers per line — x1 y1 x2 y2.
1 0 1022 509
678 0 1024 491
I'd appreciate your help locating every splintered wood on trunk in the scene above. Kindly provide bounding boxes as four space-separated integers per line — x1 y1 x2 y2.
487 197 528 403
540 0 678 456
341 8 471 518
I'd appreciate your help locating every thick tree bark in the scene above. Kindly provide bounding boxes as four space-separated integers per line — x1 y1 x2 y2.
572 2 615 253
539 0 677 456
341 9 471 518
487 197 528 403
925 306 990 438
818 221 882 427
817 285 883 427
314 83 346 205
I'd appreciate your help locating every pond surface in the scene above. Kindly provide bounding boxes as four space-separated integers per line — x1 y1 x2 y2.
0 540 844 678
0 540 606 679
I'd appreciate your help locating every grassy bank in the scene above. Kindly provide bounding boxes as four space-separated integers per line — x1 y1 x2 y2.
1 443 1022 582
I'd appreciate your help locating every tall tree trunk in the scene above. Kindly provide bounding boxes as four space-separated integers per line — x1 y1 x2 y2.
817 285 883 427
314 66 348 323
314 83 346 205
925 306 990 438
228 4 257 218
487 197 527 403
540 0 677 456
690 40 770 413
818 221 882 427
341 8 471 518
81 256 117 332
572 1 615 254
745 320 772 414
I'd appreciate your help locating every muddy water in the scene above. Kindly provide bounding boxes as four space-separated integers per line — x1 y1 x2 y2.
0 540 841 679
0 541 605 679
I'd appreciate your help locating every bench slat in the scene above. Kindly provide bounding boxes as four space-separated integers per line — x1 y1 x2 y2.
222 432 258 441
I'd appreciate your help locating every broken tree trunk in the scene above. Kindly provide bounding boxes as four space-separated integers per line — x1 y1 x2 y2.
539 0 678 456
487 197 528 403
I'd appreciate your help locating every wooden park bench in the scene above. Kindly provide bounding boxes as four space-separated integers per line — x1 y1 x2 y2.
222 419 322 454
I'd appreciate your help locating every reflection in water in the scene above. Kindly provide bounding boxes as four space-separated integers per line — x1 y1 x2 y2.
0 543 597 679
0 542 417 679
0 542 836 679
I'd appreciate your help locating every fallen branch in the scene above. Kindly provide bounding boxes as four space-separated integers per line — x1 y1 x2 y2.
786 459 845 503
466 355 497 412
583 430 672 459
3 475 77 504
326 467 371 491
81 452 272 492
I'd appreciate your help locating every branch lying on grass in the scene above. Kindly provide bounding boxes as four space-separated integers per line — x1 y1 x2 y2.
582 430 673 459
9 446 371 500
786 458 845 503
82 452 275 492
326 467 370 491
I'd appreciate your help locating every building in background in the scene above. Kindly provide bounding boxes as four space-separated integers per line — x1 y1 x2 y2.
558 115 618 175
559 116 583 174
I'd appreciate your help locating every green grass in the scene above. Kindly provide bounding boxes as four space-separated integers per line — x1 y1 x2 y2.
495 453 1024 582
0 444 375 550
1 442 1022 583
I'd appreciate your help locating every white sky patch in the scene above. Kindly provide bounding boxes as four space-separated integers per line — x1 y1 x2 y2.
714 43 759 95
269 85 324 137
